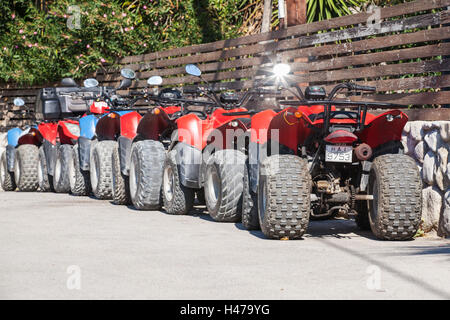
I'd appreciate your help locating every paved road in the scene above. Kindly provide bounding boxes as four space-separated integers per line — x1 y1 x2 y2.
0 191 449 300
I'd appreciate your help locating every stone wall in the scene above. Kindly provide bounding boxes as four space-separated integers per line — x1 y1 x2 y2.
402 121 450 237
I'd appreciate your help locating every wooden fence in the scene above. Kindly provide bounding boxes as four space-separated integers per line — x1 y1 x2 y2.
1 0 449 131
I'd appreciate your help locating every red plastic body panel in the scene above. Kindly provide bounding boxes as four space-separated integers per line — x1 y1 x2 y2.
58 119 79 145
90 101 110 114
120 111 142 139
136 107 176 141
176 107 249 150
17 128 42 146
37 122 58 145
96 113 120 140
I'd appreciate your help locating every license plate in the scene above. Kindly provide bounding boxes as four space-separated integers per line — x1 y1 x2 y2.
325 145 353 163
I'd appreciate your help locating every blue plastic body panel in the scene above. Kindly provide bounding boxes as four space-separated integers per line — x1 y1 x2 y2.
79 115 99 140
7 127 23 147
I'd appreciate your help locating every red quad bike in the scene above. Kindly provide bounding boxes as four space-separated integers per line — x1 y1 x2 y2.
159 64 279 220
241 70 422 240
69 68 141 200
111 76 185 207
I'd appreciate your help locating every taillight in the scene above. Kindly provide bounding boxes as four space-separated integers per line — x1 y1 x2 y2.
324 130 357 144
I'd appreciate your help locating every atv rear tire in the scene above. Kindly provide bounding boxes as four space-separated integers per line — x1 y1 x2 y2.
241 163 260 230
38 146 54 192
90 140 115 199
53 144 72 193
70 144 91 196
111 143 131 205
204 149 246 222
258 155 311 239
14 144 39 192
129 140 166 210
1 151 16 191
162 149 195 215
368 154 422 240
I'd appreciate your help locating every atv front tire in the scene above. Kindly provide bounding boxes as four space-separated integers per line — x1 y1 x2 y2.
111 143 131 205
162 149 195 215
204 149 246 222
14 144 39 192
90 140 115 199
129 140 166 210
70 144 91 196
258 155 311 239
368 154 422 240
1 151 16 191
53 144 72 193
38 146 54 192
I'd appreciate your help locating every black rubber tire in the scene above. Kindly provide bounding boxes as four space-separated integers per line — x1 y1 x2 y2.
241 163 260 230
368 154 422 240
258 155 311 239
129 140 166 210
162 149 195 215
204 150 246 222
70 144 91 196
111 143 131 205
52 144 72 193
90 140 115 200
355 199 371 230
1 151 16 191
38 145 54 192
14 144 39 192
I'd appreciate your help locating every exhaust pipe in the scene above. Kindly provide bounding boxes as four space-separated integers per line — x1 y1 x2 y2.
354 143 372 161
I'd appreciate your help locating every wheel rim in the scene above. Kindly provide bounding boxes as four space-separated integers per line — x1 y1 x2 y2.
38 155 44 188
0 157 6 185
69 151 76 190
91 153 98 192
129 157 137 200
54 156 61 185
369 176 378 224
258 180 267 221
163 165 174 202
206 165 220 208
14 157 20 186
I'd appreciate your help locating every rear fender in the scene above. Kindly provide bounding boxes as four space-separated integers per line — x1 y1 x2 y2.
120 111 142 140
57 120 79 145
79 114 99 140
96 113 120 140
250 109 277 144
174 142 202 189
118 136 132 176
357 110 407 149
136 108 174 141
78 136 92 171
5 145 15 172
176 113 204 150
37 122 58 145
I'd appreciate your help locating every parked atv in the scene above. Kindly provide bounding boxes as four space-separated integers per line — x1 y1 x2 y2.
240 65 422 240
70 68 143 200
157 64 281 220
34 77 108 194
110 75 184 207
0 98 40 192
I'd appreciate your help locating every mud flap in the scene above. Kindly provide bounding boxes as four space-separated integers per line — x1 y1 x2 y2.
174 142 202 189
247 141 268 194
78 137 91 171
42 139 57 176
6 145 15 172
359 161 372 192
118 136 132 176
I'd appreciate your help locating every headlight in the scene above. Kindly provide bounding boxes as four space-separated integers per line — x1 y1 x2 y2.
65 123 80 136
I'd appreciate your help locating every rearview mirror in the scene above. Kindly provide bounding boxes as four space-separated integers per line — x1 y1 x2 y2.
147 76 163 86
121 68 136 79
117 78 132 90
13 97 25 107
83 78 99 88
61 77 78 87
185 64 201 77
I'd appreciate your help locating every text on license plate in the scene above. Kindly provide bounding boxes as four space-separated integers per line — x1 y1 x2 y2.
325 145 353 163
